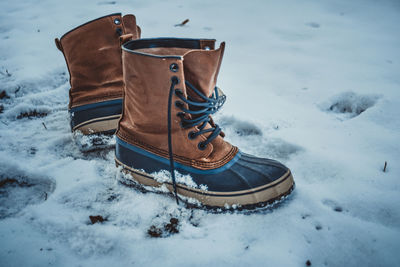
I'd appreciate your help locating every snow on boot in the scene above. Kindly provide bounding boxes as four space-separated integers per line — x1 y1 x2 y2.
55 13 140 135
116 38 294 209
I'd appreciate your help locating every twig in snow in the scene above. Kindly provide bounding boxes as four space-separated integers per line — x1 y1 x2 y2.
383 161 387 172
175 19 189 27
0 90 9 99
0 70 11 77
148 225 162 237
42 122 47 130
89 215 107 224
0 69 12 77
17 110 48 119
14 86 21 95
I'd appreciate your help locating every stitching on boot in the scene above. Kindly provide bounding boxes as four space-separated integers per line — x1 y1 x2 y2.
117 129 238 170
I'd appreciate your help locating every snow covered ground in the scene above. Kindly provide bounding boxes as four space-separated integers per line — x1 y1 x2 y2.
1 0 400 266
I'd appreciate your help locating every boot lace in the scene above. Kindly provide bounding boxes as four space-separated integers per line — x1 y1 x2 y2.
168 76 226 204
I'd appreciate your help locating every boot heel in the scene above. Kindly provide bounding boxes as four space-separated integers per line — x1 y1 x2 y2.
69 99 122 135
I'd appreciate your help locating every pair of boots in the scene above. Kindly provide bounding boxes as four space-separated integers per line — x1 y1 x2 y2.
56 13 294 209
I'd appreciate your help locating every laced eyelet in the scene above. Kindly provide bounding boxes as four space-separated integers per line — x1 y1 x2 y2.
174 89 183 96
198 142 207 150
175 101 183 108
171 76 179 84
188 131 197 140
170 63 179 73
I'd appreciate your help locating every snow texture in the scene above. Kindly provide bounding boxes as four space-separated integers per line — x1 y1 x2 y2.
1 0 400 266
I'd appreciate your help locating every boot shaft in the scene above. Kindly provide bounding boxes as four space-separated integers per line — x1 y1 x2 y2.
118 38 237 168
56 13 140 108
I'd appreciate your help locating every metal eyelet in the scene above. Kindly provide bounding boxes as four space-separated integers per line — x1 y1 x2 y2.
175 101 183 108
188 131 197 140
114 18 121 25
171 76 179 84
198 142 207 150
204 46 211 50
174 89 183 96
170 63 179 72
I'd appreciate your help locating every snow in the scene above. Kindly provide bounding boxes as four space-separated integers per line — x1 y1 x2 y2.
1 0 400 266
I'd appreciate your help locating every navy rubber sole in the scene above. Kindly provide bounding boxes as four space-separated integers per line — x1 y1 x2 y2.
69 99 122 134
115 137 295 208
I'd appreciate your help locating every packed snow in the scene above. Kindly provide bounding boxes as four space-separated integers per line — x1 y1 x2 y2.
1 0 399 266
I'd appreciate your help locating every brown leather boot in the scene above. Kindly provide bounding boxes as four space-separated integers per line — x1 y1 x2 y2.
55 13 140 134
116 38 294 209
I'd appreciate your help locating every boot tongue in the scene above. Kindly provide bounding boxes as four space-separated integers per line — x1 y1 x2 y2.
183 42 225 99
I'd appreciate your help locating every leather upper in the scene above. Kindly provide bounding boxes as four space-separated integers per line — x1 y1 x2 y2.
56 13 140 108
117 38 238 170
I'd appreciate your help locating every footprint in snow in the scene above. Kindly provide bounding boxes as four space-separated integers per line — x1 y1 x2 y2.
216 115 302 160
257 138 302 160
217 115 263 136
322 91 380 119
0 164 55 219
9 70 67 98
